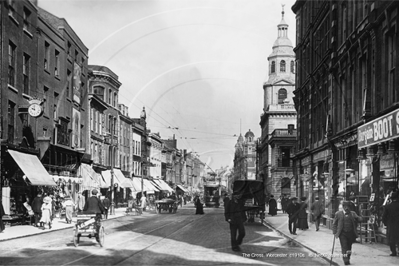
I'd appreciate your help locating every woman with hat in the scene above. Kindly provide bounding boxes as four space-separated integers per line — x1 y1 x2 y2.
268 195 277 216
63 196 75 224
297 197 309 230
40 197 52 230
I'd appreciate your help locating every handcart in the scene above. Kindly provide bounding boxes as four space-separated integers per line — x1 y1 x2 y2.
154 198 177 214
233 180 266 224
73 214 105 247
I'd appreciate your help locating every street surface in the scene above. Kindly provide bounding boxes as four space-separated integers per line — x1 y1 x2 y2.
0 204 328 265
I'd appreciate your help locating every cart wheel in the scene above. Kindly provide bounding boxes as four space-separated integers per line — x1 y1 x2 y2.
97 226 105 247
73 228 79 247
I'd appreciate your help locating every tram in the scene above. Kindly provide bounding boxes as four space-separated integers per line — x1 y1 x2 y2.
204 183 220 207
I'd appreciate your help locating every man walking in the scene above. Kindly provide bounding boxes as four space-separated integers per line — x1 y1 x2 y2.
311 196 324 231
31 192 43 227
382 191 399 256
102 196 111 219
286 197 300 235
332 201 362 265
225 191 247 252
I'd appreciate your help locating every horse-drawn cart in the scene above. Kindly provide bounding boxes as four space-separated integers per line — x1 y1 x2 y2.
154 198 177 214
73 214 105 247
233 180 266 224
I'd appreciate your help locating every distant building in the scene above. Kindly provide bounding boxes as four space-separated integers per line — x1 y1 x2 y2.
234 129 257 181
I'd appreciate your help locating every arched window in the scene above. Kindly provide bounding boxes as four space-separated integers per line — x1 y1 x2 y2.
278 88 287 104
291 61 295 73
271 61 276 73
280 60 286 72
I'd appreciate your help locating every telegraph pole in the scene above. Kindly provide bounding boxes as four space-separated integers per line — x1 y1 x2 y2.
110 118 115 215
140 107 146 196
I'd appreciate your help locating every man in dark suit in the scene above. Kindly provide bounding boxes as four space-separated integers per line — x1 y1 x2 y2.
83 189 105 238
382 191 399 256
311 196 324 231
225 192 247 252
31 192 43 227
102 196 111 219
332 201 362 265
286 197 300 235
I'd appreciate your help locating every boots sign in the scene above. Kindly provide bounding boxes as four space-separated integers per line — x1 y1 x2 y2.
358 108 399 149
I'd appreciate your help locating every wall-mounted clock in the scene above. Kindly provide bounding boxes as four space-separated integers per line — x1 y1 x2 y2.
28 102 43 117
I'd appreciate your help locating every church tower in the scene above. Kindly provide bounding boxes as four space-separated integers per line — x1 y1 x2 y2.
259 6 297 199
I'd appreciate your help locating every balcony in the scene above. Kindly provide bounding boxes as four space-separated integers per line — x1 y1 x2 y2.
268 129 297 146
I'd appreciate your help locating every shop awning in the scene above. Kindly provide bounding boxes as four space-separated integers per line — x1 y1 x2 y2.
78 163 107 189
177 184 189 193
8 150 56 186
132 177 144 191
143 178 159 193
153 179 174 193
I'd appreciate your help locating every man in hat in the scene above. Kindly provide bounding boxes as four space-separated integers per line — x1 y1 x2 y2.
31 192 43 227
332 201 363 265
382 191 399 256
83 189 105 238
286 197 300 235
311 196 324 231
225 191 247 252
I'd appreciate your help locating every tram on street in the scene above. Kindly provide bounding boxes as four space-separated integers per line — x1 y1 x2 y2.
204 182 220 207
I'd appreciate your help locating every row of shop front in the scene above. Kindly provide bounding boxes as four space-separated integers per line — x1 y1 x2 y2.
295 108 399 244
0 147 184 224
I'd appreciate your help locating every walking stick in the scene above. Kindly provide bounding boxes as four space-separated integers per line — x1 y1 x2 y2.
330 235 336 266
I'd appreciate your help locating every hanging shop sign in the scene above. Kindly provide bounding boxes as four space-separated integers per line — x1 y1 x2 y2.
358 108 399 149
380 154 395 171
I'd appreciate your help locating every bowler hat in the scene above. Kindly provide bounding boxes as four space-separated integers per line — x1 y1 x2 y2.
92 189 98 195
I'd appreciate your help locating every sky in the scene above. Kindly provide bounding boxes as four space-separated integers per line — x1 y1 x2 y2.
38 0 297 170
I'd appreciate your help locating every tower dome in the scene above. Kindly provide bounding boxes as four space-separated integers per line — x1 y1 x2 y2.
269 5 294 58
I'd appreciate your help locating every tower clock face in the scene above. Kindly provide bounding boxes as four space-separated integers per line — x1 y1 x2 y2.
28 103 43 117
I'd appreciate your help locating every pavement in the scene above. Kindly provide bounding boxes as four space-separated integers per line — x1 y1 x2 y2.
0 207 143 242
264 211 399 266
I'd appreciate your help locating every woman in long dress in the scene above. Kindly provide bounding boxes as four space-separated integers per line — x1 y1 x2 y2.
40 199 52 230
195 196 204 214
268 195 277 216
297 197 309 230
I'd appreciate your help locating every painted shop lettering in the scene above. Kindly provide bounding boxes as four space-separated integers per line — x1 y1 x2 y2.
373 115 393 141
